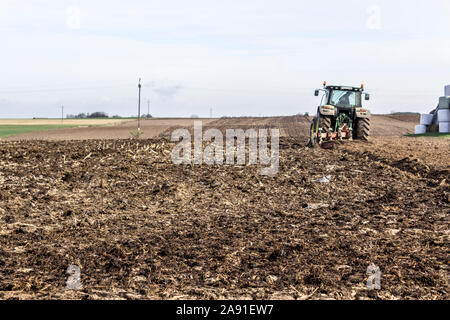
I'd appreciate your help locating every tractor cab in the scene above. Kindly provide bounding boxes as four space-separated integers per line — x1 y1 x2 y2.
315 84 370 110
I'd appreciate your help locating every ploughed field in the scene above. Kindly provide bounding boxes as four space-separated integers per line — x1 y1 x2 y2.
0 133 448 299
3 114 419 141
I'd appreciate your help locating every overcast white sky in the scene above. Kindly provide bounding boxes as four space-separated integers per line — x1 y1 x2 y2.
1 0 449 118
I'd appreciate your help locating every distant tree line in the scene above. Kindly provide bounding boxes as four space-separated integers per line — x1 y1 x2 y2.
66 112 152 119
66 112 108 119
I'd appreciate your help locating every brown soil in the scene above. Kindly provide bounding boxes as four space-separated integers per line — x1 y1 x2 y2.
0 133 448 300
159 114 418 140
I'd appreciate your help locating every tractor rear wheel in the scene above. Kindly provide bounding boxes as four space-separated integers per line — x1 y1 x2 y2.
356 118 370 140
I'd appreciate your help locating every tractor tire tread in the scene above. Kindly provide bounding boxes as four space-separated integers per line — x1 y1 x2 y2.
356 118 370 140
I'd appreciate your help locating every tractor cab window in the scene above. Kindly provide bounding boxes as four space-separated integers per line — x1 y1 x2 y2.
329 90 361 108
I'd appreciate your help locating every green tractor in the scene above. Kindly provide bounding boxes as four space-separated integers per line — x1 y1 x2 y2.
308 82 371 147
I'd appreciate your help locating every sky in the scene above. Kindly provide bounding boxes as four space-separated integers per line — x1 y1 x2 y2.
0 0 449 118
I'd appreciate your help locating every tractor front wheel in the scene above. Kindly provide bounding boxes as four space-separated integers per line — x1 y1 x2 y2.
319 116 332 132
308 121 318 147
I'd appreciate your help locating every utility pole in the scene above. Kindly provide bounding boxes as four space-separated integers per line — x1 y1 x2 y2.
61 105 64 122
147 99 150 118
137 78 141 131
210 107 212 118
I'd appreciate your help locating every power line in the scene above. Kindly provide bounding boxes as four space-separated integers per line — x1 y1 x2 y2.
0 83 444 97
0 84 134 94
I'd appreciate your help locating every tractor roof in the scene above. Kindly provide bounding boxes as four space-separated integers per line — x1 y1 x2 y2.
325 85 364 92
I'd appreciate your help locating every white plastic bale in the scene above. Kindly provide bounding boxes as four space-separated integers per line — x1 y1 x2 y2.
439 122 450 133
414 125 427 134
420 114 433 125
438 109 450 122
438 96 450 109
